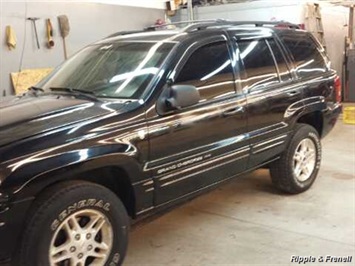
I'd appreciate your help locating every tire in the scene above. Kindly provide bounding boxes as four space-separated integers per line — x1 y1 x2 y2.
17 181 129 266
270 123 321 194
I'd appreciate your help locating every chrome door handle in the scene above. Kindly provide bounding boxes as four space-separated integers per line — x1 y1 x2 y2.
222 107 245 117
287 90 300 96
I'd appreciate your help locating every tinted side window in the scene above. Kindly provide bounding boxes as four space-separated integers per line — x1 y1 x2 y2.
279 33 327 78
266 39 292 82
237 39 279 89
175 41 235 102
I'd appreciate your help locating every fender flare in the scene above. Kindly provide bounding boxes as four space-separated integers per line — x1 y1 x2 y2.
3 149 143 200
284 96 327 127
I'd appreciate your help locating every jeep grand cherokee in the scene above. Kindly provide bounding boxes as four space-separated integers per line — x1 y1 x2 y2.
0 20 341 265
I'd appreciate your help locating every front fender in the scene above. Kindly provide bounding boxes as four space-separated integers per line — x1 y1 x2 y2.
0 144 145 200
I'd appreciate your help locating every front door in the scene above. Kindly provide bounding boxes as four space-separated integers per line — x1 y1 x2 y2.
146 37 249 205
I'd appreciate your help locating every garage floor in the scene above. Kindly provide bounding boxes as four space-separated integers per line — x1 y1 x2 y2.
125 120 355 265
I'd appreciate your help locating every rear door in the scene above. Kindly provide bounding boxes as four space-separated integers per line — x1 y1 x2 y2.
145 35 249 205
231 30 303 167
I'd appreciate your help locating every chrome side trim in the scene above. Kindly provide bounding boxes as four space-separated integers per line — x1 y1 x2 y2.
252 134 287 149
136 206 154 215
132 178 154 186
150 157 279 215
144 133 247 171
135 157 280 217
248 122 288 139
145 188 154 192
253 141 285 154
158 146 249 182
161 154 249 187
145 122 288 173
143 180 154 186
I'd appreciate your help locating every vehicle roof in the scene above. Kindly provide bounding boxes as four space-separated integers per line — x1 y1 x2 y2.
97 21 306 45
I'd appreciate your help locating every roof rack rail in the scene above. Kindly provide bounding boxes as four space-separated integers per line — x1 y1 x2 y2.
106 20 300 39
182 20 300 32
145 19 300 32
144 19 225 31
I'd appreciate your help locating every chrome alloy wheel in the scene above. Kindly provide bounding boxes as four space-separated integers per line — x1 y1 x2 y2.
293 138 316 182
49 209 113 266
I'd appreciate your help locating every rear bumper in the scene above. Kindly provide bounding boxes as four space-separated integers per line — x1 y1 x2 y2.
322 102 342 138
0 196 33 261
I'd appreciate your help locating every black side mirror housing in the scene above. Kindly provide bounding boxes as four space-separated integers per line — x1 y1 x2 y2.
165 85 200 110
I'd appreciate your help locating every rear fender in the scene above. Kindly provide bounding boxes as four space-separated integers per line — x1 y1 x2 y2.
284 96 327 126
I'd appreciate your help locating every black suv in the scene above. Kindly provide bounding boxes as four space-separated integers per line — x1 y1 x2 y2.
0 21 341 265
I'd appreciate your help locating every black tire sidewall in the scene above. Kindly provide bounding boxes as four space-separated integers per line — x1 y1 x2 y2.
286 125 322 192
21 183 129 266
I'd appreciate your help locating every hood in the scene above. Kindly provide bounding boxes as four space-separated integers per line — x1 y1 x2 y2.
0 94 127 147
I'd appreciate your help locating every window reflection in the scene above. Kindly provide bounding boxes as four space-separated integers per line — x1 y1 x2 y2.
174 41 235 102
279 32 327 78
38 42 174 99
266 39 292 82
237 39 279 90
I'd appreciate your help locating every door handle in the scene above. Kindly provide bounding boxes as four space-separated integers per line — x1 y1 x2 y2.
222 107 245 117
287 90 300 96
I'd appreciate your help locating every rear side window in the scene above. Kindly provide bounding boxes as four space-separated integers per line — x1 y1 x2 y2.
175 41 235 102
266 39 292 82
279 32 327 78
237 39 279 89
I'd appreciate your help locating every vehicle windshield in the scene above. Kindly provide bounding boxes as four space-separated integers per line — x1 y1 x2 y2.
38 41 174 99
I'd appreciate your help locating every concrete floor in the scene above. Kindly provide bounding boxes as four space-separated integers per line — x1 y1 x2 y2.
125 120 355 265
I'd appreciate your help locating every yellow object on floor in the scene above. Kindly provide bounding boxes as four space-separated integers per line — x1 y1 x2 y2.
6 25 17 50
10 68 53 95
343 106 355 125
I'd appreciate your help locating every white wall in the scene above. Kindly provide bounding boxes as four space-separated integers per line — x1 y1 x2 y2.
93 0 166 9
176 0 305 23
15 0 166 9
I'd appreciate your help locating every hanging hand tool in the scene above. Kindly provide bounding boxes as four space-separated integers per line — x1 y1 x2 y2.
27 17 40 49
46 18 55 48
57 15 70 59
5 25 17 50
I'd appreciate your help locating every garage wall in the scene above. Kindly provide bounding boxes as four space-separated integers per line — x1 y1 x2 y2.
175 1 305 24
321 4 349 82
0 1 164 96
93 0 166 9
175 1 349 78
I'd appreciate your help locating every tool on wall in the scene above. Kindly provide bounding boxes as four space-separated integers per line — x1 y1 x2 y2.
46 19 55 48
57 15 70 59
27 17 40 49
5 25 17 50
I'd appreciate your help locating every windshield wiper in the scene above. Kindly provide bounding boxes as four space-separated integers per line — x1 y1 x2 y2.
50 87 100 102
28 86 44 92
27 86 44 96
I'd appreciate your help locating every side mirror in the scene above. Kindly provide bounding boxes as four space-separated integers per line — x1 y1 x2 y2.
165 85 200 110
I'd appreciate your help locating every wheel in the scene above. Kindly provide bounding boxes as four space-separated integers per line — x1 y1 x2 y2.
17 181 129 266
270 123 321 194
